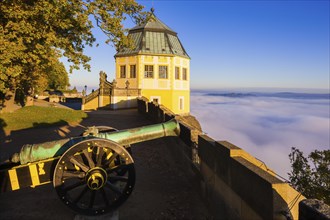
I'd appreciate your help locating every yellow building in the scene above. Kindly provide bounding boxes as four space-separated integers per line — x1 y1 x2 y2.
114 10 190 114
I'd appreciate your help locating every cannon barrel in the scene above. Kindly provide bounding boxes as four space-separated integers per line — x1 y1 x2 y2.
11 119 180 165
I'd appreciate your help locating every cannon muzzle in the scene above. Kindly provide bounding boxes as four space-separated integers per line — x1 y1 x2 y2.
10 119 180 165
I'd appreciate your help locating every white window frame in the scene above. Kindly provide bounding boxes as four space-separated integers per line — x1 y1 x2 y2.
144 65 154 78
175 66 180 80
159 65 168 79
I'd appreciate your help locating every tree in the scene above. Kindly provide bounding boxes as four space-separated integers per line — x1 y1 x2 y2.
46 60 70 91
71 86 78 93
288 147 330 205
0 0 146 104
33 60 69 94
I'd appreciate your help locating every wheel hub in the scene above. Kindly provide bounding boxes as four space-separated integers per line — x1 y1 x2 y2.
86 168 107 190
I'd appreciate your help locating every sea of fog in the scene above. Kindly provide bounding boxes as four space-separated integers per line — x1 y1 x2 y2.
190 89 330 179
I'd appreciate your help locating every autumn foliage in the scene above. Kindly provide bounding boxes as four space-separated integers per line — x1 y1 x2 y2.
0 0 146 100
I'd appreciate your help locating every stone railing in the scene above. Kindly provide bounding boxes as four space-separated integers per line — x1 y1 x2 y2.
83 89 99 104
136 98 330 220
112 88 141 96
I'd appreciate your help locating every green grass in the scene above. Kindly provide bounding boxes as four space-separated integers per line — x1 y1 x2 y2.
0 106 87 132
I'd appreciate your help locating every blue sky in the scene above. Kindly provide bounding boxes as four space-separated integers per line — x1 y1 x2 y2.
67 0 329 92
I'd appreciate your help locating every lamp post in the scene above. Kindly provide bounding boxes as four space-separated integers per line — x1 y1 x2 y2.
84 85 87 96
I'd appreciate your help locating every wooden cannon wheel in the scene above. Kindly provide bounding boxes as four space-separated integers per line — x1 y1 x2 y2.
53 139 135 216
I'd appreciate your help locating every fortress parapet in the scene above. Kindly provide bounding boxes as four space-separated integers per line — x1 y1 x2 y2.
137 98 330 220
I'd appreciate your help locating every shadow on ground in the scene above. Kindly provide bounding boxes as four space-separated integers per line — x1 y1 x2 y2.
0 109 211 220
0 109 151 162
0 118 7 144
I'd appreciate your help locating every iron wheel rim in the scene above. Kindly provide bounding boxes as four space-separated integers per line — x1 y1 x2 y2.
53 138 135 215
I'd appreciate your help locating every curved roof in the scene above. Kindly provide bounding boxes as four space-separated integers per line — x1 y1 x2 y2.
115 11 190 59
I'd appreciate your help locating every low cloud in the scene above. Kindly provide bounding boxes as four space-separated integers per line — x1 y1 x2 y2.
191 91 330 179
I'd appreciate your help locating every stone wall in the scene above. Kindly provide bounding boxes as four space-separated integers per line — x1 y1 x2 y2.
82 95 99 110
136 98 329 220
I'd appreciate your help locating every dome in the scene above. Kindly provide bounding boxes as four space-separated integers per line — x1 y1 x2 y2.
115 10 189 59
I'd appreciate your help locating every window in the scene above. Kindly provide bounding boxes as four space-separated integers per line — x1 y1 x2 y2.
130 65 136 78
159 65 168 79
120 65 126 78
182 68 187 80
144 65 154 78
179 97 184 110
175 67 180 80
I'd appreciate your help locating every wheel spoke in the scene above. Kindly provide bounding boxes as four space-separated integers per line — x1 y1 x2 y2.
96 147 105 167
63 180 85 192
89 190 96 208
74 186 89 203
106 181 122 195
107 164 129 175
102 152 118 169
83 149 95 169
63 170 85 179
69 156 89 172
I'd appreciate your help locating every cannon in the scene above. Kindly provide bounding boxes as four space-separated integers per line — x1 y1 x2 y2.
0 119 180 215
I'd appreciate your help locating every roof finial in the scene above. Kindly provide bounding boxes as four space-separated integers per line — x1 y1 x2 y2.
151 7 155 14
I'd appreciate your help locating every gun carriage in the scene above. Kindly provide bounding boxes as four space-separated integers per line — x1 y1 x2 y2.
0 119 180 215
